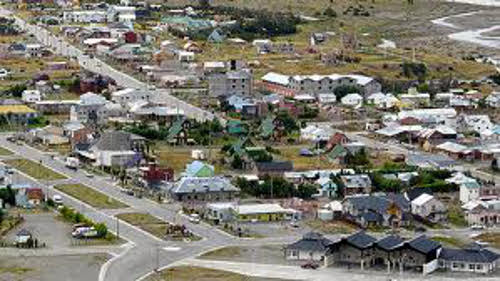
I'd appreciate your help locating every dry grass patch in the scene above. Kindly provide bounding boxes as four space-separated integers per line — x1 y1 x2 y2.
54 184 128 209
4 159 67 181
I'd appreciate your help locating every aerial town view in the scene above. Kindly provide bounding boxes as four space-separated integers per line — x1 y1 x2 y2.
0 0 500 280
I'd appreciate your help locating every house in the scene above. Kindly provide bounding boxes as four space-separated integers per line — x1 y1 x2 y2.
462 202 500 226
177 50 195 62
410 193 447 223
208 69 252 97
140 163 173 188
331 231 377 269
446 173 481 203
233 203 298 222
184 161 215 177
315 177 338 198
341 93 363 106
439 244 500 274
0 104 38 124
166 119 191 145
285 232 334 265
434 141 471 160
366 92 399 109
75 92 108 125
25 44 42 58
226 95 259 117
111 88 152 107
260 72 381 97
327 144 349 165
457 114 493 134
399 235 442 272
342 194 410 228
183 41 202 53
254 161 293 177
63 10 107 23
300 124 335 142
26 188 44 206
107 5 136 23
340 174 372 195
486 92 500 108
167 176 239 202
226 120 248 135
398 108 457 127
205 202 236 223
22 90 41 103
86 131 145 167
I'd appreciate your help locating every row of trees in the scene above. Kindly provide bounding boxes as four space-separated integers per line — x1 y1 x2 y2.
235 176 318 199
59 206 108 238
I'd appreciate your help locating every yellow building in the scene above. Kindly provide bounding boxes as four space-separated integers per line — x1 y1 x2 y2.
234 203 297 222
0 105 38 123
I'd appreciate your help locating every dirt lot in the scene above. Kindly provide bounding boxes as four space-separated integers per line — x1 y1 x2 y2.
199 245 293 265
0 254 108 281
145 266 294 281
3 212 73 249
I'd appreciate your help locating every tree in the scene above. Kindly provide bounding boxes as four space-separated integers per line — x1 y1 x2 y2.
231 155 243 169
199 0 210 9
297 184 318 199
0 209 4 224
334 85 360 100
94 223 108 238
492 158 499 172
324 7 337 17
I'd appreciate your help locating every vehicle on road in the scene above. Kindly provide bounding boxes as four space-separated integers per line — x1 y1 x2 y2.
53 194 63 205
301 262 319 270
84 171 94 178
72 226 98 238
188 213 200 224
290 220 299 228
471 224 485 230
65 157 79 170
0 68 10 79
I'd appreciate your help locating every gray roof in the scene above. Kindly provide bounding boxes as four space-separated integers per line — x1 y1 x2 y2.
440 246 499 263
345 194 410 215
376 235 405 251
287 232 333 252
255 161 293 173
170 176 240 194
345 231 377 249
93 131 144 151
407 235 441 254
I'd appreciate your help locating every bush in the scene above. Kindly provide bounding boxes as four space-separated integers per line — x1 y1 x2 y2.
324 7 337 17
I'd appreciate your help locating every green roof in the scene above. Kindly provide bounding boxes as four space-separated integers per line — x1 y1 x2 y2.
260 117 275 138
327 144 347 161
227 120 247 135
167 119 184 140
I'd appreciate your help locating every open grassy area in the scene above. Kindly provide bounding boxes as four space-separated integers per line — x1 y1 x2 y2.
4 159 67 181
0 146 13 156
146 266 292 281
116 212 167 239
430 235 466 248
447 200 468 228
154 144 224 173
54 184 128 209
476 232 500 249
276 146 340 171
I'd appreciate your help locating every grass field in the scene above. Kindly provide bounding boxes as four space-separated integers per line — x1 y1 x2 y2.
476 232 500 249
145 266 291 281
0 147 13 156
154 144 225 173
430 235 465 248
276 146 340 171
305 219 357 234
116 212 167 239
4 159 67 181
54 184 128 209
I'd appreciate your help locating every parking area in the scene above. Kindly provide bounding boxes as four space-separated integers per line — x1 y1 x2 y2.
3 212 72 249
240 221 312 238
0 254 109 281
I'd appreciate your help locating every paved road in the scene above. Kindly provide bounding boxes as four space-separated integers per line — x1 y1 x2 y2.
3 8 222 124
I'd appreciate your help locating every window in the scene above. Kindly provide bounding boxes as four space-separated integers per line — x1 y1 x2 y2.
476 264 482 270
469 264 475 270
452 263 459 268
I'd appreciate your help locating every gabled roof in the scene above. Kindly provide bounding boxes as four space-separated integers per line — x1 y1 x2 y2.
328 144 348 160
92 131 143 151
167 119 185 140
440 245 499 263
260 116 276 138
376 235 405 251
255 161 293 173
185 161 214 177
287 232 333 252
411 193 434 206
406 235 441 254
170 176 239 194
345 231 377 249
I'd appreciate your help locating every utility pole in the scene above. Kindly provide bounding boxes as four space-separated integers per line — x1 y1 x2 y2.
116 217 120 239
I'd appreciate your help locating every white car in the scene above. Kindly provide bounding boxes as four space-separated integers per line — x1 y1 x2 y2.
83 171 94 178
53 194 63 205
470 224 485 230
188 214 200 224
0 68 10 79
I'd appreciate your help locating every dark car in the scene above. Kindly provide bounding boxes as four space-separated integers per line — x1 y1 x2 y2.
301 262 319 270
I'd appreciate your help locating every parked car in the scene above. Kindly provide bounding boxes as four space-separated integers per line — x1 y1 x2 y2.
470 224 485 230
188 213 200 224
83 171 94 178
53 194 63 205
301 262 319 270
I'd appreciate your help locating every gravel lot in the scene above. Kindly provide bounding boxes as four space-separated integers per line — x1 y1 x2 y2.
3 212 72 249
0 254 109 281
199 244 297 265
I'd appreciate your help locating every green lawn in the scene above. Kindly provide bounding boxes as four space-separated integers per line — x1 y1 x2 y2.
116 212 201 241
4 159 67 181
0 146 13 156
54 184 128 209
476 233 500 249
116 212 167 239
430 236 465 248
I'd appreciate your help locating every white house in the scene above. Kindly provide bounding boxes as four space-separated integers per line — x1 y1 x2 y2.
459 114 493 134
88 131 145 167
341 93 363 106
439 244 500 274
411 193 447 222
285 232 334 265
367 92 399 109
398 108 457 127
486 92 500 108
446 173 481 204
177 51 195 62
63 10 107 23
300 124 335 141
25 44 42 58
111 88 152 107
22 90 42 103
107 5 136 23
